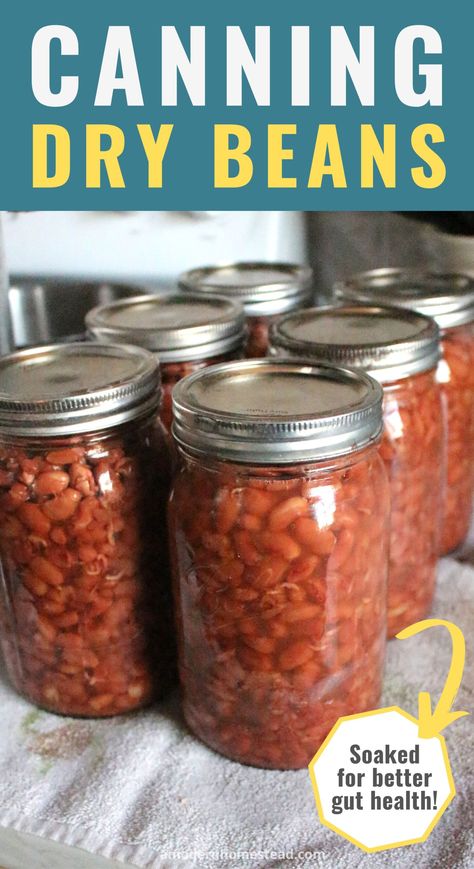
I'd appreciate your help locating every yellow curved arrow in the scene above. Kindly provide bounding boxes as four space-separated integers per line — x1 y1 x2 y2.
396 619 469 739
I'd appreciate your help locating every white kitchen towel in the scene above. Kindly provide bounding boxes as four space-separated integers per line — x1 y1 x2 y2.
0 556 472 869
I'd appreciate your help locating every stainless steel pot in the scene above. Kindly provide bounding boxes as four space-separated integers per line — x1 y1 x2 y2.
8 278 146 348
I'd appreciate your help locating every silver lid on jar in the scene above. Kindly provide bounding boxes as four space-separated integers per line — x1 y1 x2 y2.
334 268 474 329
0 343 161 436
86 293 246 362
270 305 440 382
172 359 383 464
179 262 314 316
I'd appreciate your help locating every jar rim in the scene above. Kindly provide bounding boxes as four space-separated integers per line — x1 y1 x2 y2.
334 268 474 329
86 293 246 360
172 358 384 464
270 304 440 381
179 262 314 316
0 342 161 436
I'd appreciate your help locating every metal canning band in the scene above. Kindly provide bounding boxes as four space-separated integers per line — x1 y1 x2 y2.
0 342 161 436
334 268 474 329
270 305 440 382
172 358 383 464
86 293 246 362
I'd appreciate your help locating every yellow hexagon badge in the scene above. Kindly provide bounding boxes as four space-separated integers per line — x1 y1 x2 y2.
308 619 467 853
309 706 455 852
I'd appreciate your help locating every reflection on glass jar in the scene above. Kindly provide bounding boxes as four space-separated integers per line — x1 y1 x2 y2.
169 359 389 769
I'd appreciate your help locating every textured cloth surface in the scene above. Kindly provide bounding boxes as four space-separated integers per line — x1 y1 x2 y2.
0 557 472 869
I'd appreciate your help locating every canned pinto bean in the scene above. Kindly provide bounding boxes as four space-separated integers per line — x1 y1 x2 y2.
335 269 474 554
270 305 443 637
0 343 172 717
86 294 246 432
178 262 313 358
169 359 390 769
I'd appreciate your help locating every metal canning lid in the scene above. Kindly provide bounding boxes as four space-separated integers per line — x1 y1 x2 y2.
334 268 474 329
270 305 440 382
0 343 161 436
179 262 314 317
86 293 246 362
172 359 383 464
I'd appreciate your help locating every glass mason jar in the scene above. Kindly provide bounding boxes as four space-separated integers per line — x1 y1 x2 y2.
335 269 474 554
169 359 389 769
0 343 172 717
270 305 443 637
86 293 246 432
178 262 314 358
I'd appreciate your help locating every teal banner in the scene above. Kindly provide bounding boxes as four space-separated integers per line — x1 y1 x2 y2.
0 0 470 209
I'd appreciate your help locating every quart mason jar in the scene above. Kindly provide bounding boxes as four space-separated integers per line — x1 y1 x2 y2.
86 294 246 432
178 262 313 358
270 305 443 637
0 343 172 717
335 269 474 554
169 359 390 769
